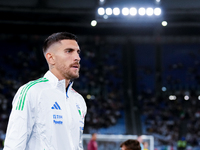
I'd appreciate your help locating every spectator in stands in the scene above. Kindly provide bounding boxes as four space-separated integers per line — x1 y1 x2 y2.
87 133 98 150
120 139 141 150
177 137 187 150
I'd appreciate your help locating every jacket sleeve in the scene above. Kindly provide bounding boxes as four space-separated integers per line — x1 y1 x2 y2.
4 85 36 150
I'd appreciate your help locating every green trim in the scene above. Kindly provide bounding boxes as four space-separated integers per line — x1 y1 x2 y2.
16 78 43 110
16 78 48 111
78 110 81 116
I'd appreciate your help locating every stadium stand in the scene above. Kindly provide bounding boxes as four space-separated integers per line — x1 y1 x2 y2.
1 35 200 149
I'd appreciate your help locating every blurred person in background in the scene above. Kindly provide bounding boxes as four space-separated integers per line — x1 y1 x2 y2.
137 135 144 150
3 32 87 150
120 139 141 150
142 141 149 150
87 133 98 150
177 137 187 150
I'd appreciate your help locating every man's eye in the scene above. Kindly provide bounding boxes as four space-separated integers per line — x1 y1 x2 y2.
66 49 72 53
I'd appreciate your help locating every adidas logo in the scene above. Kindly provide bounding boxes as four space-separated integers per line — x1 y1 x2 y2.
51 102 61 110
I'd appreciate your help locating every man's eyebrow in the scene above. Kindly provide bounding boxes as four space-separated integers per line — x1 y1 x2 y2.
64 48 74 50
64 48 81 53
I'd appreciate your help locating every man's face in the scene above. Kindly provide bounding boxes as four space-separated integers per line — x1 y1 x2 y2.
93 133 97 140
120 145 126 150
50 39 81 80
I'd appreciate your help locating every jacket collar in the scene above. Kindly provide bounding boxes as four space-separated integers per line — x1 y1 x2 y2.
44 71 60 87
44 71 73 89
43 71 73 95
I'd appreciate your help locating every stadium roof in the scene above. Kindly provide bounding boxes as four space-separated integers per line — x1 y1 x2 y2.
1 0 200 36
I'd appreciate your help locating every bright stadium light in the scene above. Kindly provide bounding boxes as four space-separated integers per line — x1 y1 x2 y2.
154 7 161 16
162 21 167 26
113 7 120 16
98 7 105 15
130 7 137 16
162 87 167 92
138 7 145 16
184 95 189 100
169 95 176 100
122 7 129 16
106 7 112 15
103 15 108 19
86 94 91 99
91 20 97 27
99 0 105 5
146 7 153 16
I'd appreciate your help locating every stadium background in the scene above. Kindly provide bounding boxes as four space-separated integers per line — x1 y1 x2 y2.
0 0 200 149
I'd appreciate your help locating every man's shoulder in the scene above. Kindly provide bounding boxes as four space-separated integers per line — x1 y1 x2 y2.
19 77 50 93
71 87 81 95
70 87 87 110
70 88 86 103
13 77 50 109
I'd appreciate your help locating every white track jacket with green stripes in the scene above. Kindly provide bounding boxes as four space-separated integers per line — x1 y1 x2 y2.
4 71 87 150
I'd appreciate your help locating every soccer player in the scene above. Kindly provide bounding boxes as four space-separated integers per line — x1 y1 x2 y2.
3 32 87 150
120 139 141 150
137 135 144 150
87 133 98 150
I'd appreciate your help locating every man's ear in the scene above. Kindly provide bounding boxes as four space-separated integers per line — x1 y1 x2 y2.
45 52 55 65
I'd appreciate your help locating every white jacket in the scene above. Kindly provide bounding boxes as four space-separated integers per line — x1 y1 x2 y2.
4 71 87 150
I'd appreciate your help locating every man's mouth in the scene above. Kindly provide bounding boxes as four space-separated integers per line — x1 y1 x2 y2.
71 64 80 69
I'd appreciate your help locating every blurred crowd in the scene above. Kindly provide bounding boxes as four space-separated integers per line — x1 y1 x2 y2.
138 45 200 147
1 34 200 149
75 37 124 133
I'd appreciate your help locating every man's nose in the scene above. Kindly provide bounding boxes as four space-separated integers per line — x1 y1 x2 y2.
74 53 81 62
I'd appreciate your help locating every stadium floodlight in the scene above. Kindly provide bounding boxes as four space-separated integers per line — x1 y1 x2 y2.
122 7 129 16
162 21 167 26
161 87 167 92
98 7 105 15
91 20 97 27
130 7 137 16
146 7 153 16
169 95 176 100
154 7 161 16
86 94 91 99
99 0 105 5
138 7 145 16
103 15 108 19
113 7 120 16
184 95 189 100
106 7 112 15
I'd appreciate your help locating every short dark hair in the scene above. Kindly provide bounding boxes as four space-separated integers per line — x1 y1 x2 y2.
120 139 141 150
43 32 78 54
